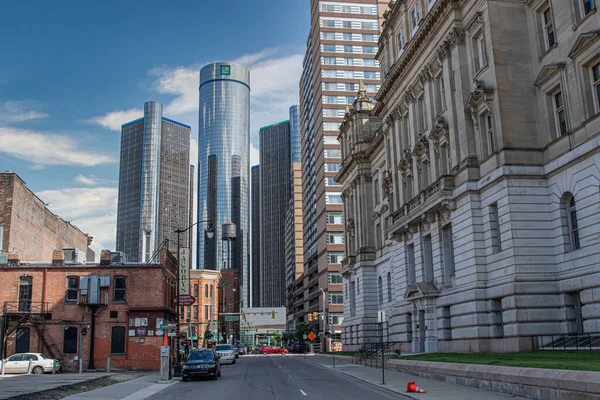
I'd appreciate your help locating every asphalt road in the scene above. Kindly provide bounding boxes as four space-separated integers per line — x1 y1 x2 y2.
147 355 403 400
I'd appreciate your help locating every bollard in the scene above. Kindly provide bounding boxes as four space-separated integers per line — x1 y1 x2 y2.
1 360 4 375
28 360 32 374
333 352 336 368
79 357 82 374
52 359 56 374
107 357 110 373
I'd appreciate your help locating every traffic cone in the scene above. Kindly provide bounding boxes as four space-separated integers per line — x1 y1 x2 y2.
406 381 426 393
163 331 169 346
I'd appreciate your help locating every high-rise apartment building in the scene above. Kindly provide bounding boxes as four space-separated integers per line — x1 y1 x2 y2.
297 0 388 345
250 165 261 307
116 101 191 263
197 62 250 305
259 120 292 307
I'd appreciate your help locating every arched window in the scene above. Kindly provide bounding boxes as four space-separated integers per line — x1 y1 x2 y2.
561 193 581 252
205 284 209 298
210 285 214 299
193 284 198 298
387 272 392 303
378 276 383 305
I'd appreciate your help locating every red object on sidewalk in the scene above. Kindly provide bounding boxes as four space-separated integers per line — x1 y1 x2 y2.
406 381 426 393
163 331 169 346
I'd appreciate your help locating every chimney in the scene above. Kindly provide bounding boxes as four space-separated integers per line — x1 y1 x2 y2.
52 250 64 266
100 249 111 266
7 252 19 266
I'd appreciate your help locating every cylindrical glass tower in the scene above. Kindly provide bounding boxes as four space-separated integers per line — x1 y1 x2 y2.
197 62 250 302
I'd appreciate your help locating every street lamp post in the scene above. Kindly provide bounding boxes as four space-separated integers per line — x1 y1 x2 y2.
174 219 213 376
319 288 329 352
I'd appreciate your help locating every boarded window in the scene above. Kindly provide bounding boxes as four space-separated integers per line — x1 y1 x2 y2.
64 327 78 354
111 327 125 354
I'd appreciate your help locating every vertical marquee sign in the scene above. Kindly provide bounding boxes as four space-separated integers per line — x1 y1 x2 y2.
179 248 190 295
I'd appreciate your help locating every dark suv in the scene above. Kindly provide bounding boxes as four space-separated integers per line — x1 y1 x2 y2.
182 349 221 381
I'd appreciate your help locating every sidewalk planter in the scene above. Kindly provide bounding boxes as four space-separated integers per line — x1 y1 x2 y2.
387 360 600 400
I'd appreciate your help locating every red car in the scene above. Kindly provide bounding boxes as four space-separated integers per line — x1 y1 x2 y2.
259 346 289 355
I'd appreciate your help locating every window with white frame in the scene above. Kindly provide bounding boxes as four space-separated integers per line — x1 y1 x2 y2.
362 46 377 54
342 58 354 66
324 108 343 117
327 271 342 285
329 292 344 304
324 136 339 144
479 113 495 157
343 45 353 53
324 149 341 158
330 313 344 325
326 211 344 225
323 96 338 104
397 28 405 58
561 193 581 252
411 3 420 32
574 0 596 21
327 232 345 244
364 71 378 79
325 177 341 186
327 251 345 264
551 87 568 136
325 163 340 172
326 192 343 204
323 19 336 27
540 4 556 51
592 61 600 112
323 57 337 65
363 58 377 67
324 122 341 131
323 44 336 52
322 31 336 39
472 30 487 73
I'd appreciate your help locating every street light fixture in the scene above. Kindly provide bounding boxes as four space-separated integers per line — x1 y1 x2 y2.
173 219 213 376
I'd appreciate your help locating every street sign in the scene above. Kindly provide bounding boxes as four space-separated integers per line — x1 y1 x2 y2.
160 324 169 329
225 316 239 321
178 294 196 306
179 248 190 295
307 331 317 342
168 323 177 328
168 332 177 337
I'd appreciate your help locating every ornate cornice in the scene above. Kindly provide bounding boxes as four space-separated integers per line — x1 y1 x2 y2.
465 12 483 36
533 63 565 87
465 79 494 110
568 31 600 59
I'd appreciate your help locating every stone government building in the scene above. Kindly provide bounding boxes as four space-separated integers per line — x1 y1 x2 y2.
336 0 600 353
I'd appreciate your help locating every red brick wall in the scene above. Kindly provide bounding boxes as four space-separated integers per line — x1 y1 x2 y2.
0 172 89 261
0 262 177 371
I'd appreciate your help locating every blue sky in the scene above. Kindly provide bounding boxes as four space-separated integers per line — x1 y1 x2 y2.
0 0 309 257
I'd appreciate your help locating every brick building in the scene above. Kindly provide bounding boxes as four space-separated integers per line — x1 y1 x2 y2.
0 171 93 262
0 250 177 371
182 269 220 347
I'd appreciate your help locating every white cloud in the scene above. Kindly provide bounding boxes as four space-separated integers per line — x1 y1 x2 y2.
0 101 48 123
0 127 115 167
37 187 118 260
88 108 142 131
233 48 279 68
75 174 100 185
151 66 199 118
250 143 259 166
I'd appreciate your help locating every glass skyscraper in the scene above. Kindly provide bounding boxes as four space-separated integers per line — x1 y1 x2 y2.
116 101 192 263
197 62 250 305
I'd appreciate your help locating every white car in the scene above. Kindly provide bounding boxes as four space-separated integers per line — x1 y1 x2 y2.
214 344 236 364
1 353 59 374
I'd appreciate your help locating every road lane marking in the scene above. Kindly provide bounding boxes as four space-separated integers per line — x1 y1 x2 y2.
300 389 307 396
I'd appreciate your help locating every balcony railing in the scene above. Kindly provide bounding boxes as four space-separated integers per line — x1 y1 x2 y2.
2 302 50 315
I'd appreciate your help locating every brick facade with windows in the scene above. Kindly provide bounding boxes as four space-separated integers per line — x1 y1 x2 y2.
0 251 177 371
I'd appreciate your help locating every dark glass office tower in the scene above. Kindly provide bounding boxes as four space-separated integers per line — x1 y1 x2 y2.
251 165 261 307
259 121 292 307
197 62 250 304
116 101 191 262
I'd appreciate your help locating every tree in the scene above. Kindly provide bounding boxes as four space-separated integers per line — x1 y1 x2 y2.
271 332 282 346
294 323 311 341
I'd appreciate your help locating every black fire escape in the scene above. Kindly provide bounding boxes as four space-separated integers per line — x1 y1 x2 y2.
0 301 62 362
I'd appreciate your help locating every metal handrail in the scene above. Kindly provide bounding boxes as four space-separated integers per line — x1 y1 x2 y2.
538 334 600 351
2 301 50 315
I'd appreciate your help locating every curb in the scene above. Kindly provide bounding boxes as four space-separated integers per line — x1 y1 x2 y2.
298 356 415 399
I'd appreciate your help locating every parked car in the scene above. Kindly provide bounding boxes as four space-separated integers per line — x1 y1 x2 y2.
1 353 59 374
214 344 236 364
234 345 246 356
259 346 289 355
290 343 303 353
182 349 221 381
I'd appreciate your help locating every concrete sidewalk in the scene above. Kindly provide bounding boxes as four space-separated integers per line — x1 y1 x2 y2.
64 373 177 400
306 356 529 400
0 373 112 399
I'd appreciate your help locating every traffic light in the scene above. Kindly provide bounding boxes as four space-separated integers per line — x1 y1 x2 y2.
271 310 275 319
312 312 318 321
242 313 246 321
308 313 313 322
